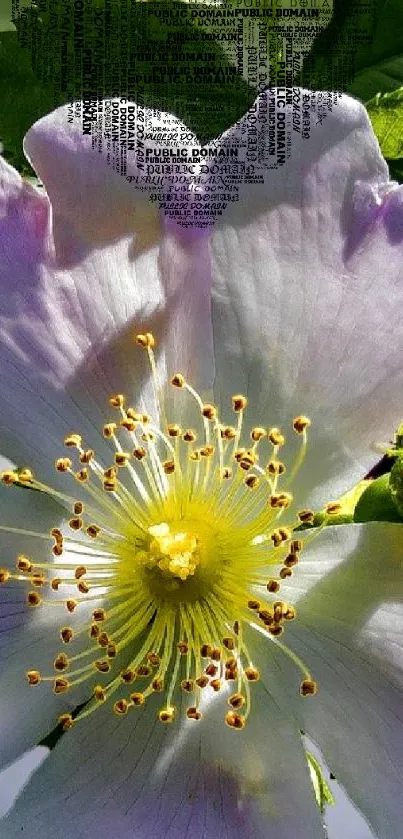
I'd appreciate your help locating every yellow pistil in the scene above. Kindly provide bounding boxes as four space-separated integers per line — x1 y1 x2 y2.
0 330 325 732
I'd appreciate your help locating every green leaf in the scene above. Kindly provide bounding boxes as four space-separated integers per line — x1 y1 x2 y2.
354 473 403 524
366 87 403 158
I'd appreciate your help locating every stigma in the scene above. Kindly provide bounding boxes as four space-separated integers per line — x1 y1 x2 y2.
0 332 326 732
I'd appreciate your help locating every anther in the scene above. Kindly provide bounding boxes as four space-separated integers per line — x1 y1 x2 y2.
293 415 311 434
200 445 214 458
121 669 136 684
201 404 217 420
54 653 69 672
266 579 280 593
147 652 161 667
325 502 342 515
186 706 202 721
107 642 117 658
60 627 73 644
55 457 72 472
232 394 247 412
223 426 237 440
251 427 266 442
66 599 78 613
167 423 181 437
229 693 245 709
94 685 106 702
267 459 286 476
195 676 209 688
103 423 117 439
247 599 260 610
189 450 201 462
205 664 218 677
171 373 185 388
159 708 175 723
225 711 245 729
18 468 34 484
1 470 17 485
51 578 61 591
245 666 260 681
183 429 196 443
120 417 136 431
114 699 129 716
79 449 94 464
210 679 221 692
0 569 10 584
177 641 189 655
74 565 87 580
115 452 131 467
223 637 235 650
31 572 45 587
86 524 101 538
239 451 257 471
98 632 109 648
268 428 285 446
163 459 176 474
133 447 147 461
300 679 318 696
16 555 32 573
135 332 155 349
291 539 302 553
280 567 293 579
64 434 82 448
269 624 284 636
284 554 298 567
137 664 151 677
109 394 125 408
27 591 41 606
26 670 41 686
74 502 83 515
298 509 315 524
181 679 194 693
95 660 110 673
69 517 83 530
220 467 233 480
76 468 89 483
93 608 106 622
130 692 145 706
200 644 213 658
90 624 100 638
245 475 260 488
152 678 163 692
59 713 74 731
78 580 90 594
53 678 70 694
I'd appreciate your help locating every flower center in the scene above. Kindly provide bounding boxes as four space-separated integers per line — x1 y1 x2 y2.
0 332 335 732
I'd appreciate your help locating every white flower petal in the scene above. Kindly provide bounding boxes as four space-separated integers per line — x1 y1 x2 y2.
252 522 403 839
209 91 402 508
1 687 324 839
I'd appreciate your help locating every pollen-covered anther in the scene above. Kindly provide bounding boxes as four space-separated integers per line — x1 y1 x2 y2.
195 676 209 688
267 459 286 476
54 653 69 672
69 517 83 531
270 491 293 509
141 431 155 443
159 707 175 723
283 606 296 621
247 599 260 610
239 451 257 471
74 501 84 515
61 627 73 644
114 699 129 716
18 469 34 485
1 470 17 485
152 678 164 692
291 539 302 553
97 631 109 648
183 429 196 443
200 445 215 458
187 706 202 721
225 711 245 729
269 624 284 636
103 479 116 492
26 670 41 686
27 591 41 606
293 415 311 434
171 373 185 388
229 692 245 709
135 332 155 349
59 713 74 731
137 664 151 677
115 452 131 467
55 457 72 473
130 692 145 706
221 467 233 480
232 394 247 412
103 423 117 439
223 637 235 650
66 598 78 613
147 652 161 667
51 578 61 591
95 659 110 673
107 642 117 658
16 555 32 573
177 641 189 655
270 528 291 547
90 624 100 638
87 524 101 538
93 608 106 622
280 567 293 579
53 677 70 694
76 468 89 483
222 426 236 440
181 679 194 693
120 416 137 431
163 459 176 475
64 434 82 448
325 502 342 515
121 668 136 684
205 663 218 677
234 448 246 463
268 428 285 447
258 609 273 626
94 685 106 702
284 553 299 568
298 509 315 524
251 427 266 442
78 580 90 594
201 403 217 420
0 569 10 584
133 446 147 461
210 679 221 692
300 679 318 696
245 665 260 681
79 449 94 464
31 571 45 587
200 643 213 658
266 579 280 593
167 423 181 437
189 450 201 462
109 394 125 408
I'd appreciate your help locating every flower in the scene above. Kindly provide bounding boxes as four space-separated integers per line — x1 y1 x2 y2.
1 90 403 839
